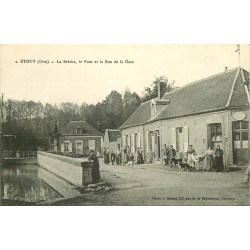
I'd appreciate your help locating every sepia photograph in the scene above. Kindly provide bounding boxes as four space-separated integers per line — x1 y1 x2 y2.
0 44 249 206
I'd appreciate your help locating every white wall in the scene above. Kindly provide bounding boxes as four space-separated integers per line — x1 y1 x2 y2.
37 151 83 186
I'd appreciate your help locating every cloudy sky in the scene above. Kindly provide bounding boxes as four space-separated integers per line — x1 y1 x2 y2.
1 44 249 105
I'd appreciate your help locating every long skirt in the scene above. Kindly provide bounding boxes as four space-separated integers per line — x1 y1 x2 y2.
206 155 213 171
116 154 122 165
92 166 100 182
214 156 224 171
137 153 144 164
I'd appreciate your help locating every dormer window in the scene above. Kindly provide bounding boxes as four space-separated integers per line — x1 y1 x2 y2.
76 128 87 134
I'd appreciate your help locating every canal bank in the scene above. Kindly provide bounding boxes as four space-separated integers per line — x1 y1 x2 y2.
1 152 105 205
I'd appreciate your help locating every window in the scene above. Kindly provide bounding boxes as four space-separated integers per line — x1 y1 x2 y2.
210 123 222 142
64 142 70 152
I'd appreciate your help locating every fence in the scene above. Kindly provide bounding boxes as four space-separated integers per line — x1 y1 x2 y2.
3 150 37 159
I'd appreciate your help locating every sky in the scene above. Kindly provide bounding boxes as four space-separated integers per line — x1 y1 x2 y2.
0 44 249 105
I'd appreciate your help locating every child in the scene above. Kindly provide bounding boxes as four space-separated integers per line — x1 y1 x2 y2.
128 153 134 168
110 150 116 165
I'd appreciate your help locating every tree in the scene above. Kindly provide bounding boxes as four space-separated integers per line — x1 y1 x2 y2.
123 88 141 120
141 75 178 102
104 90 124 129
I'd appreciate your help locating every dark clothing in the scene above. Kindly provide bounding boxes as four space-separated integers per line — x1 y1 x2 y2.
104 151 110 164
88 154 101 182
137 151 144 164
110 153 116 165
116 151 122 165
123 148 128 163
103 149 107 164
129 155 134 161
169 148 176 167
214 149 224 171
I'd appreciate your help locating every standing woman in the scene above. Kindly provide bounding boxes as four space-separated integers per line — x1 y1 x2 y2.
136 147 141 164
88 150 101 183
123 146 128 165
103 147 107 165
205 146 214 171
106 148 110 165
214 145 224 172
116 147 122 165
139 147 144 164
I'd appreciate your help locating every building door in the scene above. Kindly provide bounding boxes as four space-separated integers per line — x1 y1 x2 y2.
76 141 83 155
154 130 160 160
233 121 249 163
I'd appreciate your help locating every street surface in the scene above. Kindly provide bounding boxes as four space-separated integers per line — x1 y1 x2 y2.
51 160 250 206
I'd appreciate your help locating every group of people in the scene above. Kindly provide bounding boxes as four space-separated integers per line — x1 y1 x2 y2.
123 146 144 166
103 147 122 165
162 144 224 172
103 146 145 167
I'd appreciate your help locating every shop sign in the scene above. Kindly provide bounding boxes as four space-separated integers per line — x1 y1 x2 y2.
233 112 246 121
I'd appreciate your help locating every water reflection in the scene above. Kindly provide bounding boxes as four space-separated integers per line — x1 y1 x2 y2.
1 164 81 204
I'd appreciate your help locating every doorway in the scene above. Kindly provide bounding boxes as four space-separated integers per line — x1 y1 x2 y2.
232 121 249 163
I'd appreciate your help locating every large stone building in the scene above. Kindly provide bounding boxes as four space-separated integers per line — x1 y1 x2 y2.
120 67 250 166
57 120 103 156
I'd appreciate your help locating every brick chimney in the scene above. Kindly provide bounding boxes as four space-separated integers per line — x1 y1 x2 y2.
224 66 228 72
158 81 161 99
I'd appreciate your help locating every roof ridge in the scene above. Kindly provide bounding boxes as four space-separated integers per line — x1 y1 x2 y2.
69 120 86 122
161 67 240 99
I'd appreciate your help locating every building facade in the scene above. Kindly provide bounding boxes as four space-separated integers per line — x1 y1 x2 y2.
103 129 121 152
120 67 250 166
56 121 103 157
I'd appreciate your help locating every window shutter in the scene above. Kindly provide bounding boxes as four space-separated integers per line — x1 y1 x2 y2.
69 142 72 152
207 125 212 148
131 134 135 153
138 133 141 148
172 128 176 149
183 126 189 152
123 135 126 148
61 143 64 152
152 134 155 153
128 135 131 149
146 132 149 153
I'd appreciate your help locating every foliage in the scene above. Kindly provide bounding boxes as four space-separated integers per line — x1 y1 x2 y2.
141 75 178 102
1 75 177 151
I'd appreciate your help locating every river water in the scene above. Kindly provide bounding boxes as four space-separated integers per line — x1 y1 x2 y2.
0 164 81 205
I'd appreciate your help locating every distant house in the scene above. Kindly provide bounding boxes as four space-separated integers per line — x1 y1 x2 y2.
103 129 121 152
56 120 103 156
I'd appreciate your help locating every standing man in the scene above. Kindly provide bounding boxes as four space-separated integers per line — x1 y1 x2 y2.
162 144 168 166
169 145 176 167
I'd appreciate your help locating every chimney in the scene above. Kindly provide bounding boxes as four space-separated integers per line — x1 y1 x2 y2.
158 81 161 99
224 66 228 72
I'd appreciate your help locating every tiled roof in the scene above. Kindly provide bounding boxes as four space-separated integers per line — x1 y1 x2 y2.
120 67 249 129
106 130 121 142
60 121 103 136
120 100 152 129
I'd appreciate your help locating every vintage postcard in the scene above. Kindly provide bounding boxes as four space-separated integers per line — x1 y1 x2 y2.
0 44 249 206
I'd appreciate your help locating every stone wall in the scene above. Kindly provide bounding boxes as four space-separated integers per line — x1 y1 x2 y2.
37 151 94 186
